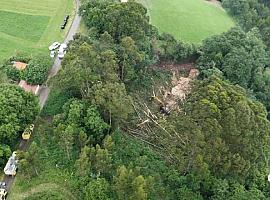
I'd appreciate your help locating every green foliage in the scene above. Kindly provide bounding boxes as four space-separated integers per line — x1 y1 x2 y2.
222 0 270 47
57 41 116 97
156 77 270 187
41 88 72 116
114 165 148 200
2 64 21 81
197 27 270 114
91 82 133 125
0 145 11 167
22 54 52 85
26 190 67 200
84 178 111 200
18 141 41 178
117 36 144 82
1 53 52 85
0 84 39 167
54 99 109 144
81 0 151 42
159 33 197 62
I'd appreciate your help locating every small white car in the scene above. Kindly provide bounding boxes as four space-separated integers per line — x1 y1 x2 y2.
4 151 18 176
49 42 61 51
50 51 55 58
60 43 67 50
58 43 67 59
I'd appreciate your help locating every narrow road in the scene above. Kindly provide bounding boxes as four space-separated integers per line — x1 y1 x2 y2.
2 0 81 194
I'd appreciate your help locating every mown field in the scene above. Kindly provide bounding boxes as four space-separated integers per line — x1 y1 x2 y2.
138 0 235 43
0 0 74 62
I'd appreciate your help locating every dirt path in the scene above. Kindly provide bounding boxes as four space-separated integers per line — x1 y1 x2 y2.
8 183 76 200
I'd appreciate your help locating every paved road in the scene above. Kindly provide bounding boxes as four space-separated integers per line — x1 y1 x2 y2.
2 0 81 194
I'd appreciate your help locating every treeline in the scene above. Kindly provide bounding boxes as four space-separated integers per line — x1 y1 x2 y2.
222 0 270 48
197 27 270 114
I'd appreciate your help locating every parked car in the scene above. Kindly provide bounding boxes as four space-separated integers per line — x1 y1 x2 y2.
61 15 69 30
58 43 67 59
49 42 60 51
22 124 34 140
50 51 55 58
0 182 7 200
64 15 69 22
4 151 18 176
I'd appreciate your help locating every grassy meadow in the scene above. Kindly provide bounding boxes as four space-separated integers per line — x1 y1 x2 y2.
0 0 75 62
138 0 235 43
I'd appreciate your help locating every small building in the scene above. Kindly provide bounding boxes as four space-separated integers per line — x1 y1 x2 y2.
13 61 27 71
11 61 40 95
121 0 128 2
19 80 40 95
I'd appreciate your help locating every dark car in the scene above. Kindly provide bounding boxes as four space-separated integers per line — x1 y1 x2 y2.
60 15 69 30
64 15 69 21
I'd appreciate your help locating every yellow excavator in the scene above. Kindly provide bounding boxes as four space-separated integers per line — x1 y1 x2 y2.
151 96 170 115
22 124 34 140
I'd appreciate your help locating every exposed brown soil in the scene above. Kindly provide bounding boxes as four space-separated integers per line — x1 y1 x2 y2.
153 62 196 72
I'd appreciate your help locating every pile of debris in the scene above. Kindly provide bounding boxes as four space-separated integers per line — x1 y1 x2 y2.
155 69 199 114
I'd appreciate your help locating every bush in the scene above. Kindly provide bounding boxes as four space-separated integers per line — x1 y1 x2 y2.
22 54 52 85
41 88 72 116
27 190 66 200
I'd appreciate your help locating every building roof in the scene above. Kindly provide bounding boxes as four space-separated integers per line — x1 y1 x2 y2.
13 61 27 70
19 80 40 95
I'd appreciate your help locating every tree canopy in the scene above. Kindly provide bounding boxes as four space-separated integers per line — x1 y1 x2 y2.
0 84 39 167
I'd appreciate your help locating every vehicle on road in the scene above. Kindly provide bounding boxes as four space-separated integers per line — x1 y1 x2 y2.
0 182 7 200
58 43 67 59
22 124 34 140
49 42 60 51
4 152 18 176
50 51 55 58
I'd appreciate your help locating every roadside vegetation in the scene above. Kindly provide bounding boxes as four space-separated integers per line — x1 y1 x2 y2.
2 0 270 199
1 53 53 85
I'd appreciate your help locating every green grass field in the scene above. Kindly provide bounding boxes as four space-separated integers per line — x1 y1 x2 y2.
0 0 74 62
138 0 235 43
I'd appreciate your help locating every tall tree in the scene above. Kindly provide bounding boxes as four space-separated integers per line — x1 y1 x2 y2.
91 82 133 125
84 178 111 200
0 84 39 165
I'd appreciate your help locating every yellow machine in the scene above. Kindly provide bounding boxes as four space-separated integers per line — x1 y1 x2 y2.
151 96 170 115
22 124 34 140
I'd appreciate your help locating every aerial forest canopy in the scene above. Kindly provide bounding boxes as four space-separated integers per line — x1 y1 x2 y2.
222 0 270 48
197 27 270 115
5 0 270 199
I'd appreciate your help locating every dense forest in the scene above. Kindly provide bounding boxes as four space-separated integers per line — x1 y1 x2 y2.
1 0 270 199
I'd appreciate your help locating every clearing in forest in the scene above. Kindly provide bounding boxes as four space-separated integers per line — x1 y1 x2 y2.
0 0 74 61
137 0 235 43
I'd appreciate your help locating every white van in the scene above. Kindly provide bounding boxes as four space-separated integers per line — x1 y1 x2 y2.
58 43 67 59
